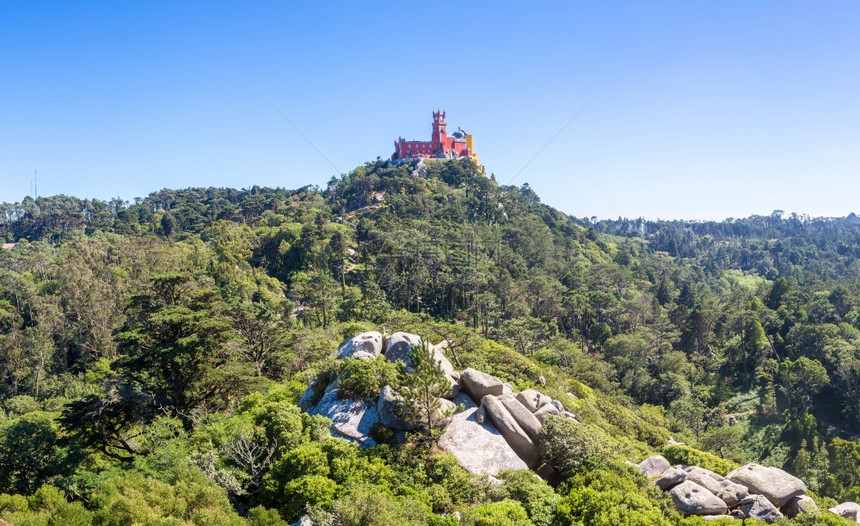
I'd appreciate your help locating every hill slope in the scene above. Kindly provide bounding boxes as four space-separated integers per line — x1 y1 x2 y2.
0 159 857 523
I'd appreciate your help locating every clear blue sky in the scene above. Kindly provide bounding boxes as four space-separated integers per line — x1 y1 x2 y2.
2 1 859 220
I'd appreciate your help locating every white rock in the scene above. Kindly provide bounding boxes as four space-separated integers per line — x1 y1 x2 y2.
669 480 729 516
737 494 782 523
310 389 378 447
638 455 671 477
460 368 505 403
533 404 560 424
726 464 807 508
338 331 383 359
516 389 552 413
829 502 860 523
482 394 540 468
498 394 542 440
682 465 749 507
781 495 818 518
437 393 529 477
655 467 687 491
377 385 411 431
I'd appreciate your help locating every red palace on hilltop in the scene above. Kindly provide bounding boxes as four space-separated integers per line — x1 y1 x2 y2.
392 111 479 164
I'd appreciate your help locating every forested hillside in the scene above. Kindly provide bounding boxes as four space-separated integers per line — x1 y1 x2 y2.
0 159 858 524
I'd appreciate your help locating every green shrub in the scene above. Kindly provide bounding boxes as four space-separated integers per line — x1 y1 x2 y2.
300 412 331 442
539 416 613 477
2 485 94 526
252 400 304 451
280 475 338 522
0 492 29 514
425 483 453 514
314 483 431 526
247 505 289 526
661 444 738 476
3 395 42 417
338 357 396 401
424 452 486 506
277 443 330 480
497 470 559 526
555 467 693 526
322 438 391 486
460 499 530 526
369 421 397 444
90 469 245 526
0 411 64 494
597 394 669 447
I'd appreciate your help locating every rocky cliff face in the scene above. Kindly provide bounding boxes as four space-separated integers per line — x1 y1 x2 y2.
299 331 575 480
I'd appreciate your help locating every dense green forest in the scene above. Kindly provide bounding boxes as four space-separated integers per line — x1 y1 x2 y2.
0 159 858 524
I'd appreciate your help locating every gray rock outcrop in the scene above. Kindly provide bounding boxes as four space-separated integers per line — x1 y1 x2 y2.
726 464 807 508
481 394 540 468
460 368 505 402
438 393 529 476
669 480 730 516
829 502 860 523
338 331 383 359
516 389 552 413
498 394 542 440
384 332 457 382
435 398 457 427
781 495 818 518
298 379 319 411
637 455 671 477
737 495 782 522
533 404 560 424
383 332 459 399
682 465 749 507
310 390 379 447
384 332 423 364
291 515 314 526
377 385 411 431
655 466 687 491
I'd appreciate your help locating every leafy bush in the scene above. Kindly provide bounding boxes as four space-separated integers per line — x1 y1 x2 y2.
300 412 331 442
661 444 738 476
3 395 42 417
90 467 246 526
247 505 290 526
311 483 432 526
276 443 330 480
424 452 486 507
555 466 692 526
322 438 391 486
250 400 304 451
280 475 338 522
338 357 396 401
0 485 92 526
460 499 530 526
539 416 613 477
497 470 559 526
369 421 397 444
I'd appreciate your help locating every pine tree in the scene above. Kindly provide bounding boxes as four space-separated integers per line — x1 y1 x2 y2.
392 338 450 442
